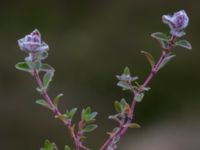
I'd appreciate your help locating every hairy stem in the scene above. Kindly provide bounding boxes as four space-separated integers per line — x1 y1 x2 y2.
100 36 176 150
33 69 89 150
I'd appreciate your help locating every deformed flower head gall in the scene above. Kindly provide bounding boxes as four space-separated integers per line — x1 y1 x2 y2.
162 10 189 37
18 29 49 53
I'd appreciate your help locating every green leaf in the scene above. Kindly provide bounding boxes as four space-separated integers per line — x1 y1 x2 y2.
85 107 91 114
53 93 64 107
43 70 54 89
82 107 91 122
44 140 51 150
124 123 141 128
134 93 144 102
120 98 128 109
175 40 192 50
66 108 78 119
114 101 122 112
35 99 51 109
40 64 55 72
108 115 121 123
141 51 155 69
81 107 98 122
82 124 98 133
89 112 98 120
123 67 130 75
55 114 67 122
151 32 170 41
15 62 31 73
65 145 71 150
70 108 78 117
158 54 176 70
40 139 58 150
36 87 42 93
151 32 170 48
117 81 130 90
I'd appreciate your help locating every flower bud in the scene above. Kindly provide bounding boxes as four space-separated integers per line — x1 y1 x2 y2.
18 29 49 53
162 10 189 37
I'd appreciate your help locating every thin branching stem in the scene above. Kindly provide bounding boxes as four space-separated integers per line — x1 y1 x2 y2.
33 69 89 150
100 36 176 150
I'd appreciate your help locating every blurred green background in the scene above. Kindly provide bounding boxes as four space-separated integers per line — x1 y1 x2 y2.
0 0 199 150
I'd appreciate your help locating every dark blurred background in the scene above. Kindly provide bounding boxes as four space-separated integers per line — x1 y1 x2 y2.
0 0 199 150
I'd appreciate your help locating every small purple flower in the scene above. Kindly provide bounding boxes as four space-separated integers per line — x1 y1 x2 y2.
18 29 49 53
162 10 189 37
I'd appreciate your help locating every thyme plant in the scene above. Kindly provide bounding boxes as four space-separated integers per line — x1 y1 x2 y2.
15 10 192 150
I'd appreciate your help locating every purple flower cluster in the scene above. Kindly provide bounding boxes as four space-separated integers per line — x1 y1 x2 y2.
18 29 49 53
162 10 189 37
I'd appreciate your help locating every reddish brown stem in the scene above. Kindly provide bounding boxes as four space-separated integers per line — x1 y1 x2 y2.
100 36 176 150
33 69 89 150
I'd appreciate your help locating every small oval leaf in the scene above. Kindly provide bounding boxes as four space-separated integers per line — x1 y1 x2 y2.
89 112 98 120
43 70 54 89
66 107 78 119
53 93 64 107
114 101 122 113
125 123 141 128
15 62 31 73
82 124 98 133
151 32 170 41
65 145 71 150
175 40 192 50
158 55 176 70
151 32 170 48
40 64 55 72
35 99 51 109
141 51 155 69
